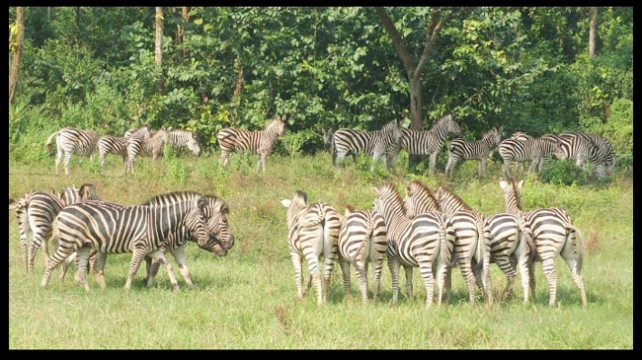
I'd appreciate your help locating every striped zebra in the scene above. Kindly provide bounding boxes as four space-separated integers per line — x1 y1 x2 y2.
141 192 234 289
217 114 287 173
406 183 492 304
372 182 455 307
41 195 211 291
336 205 387 303
45 127 100 176
331 119 403 172
556 132 614 178
280 191 341 305
321 128 334 151
445 126 503 178
15 183 99 273
498 178 587 306
98 126 153 167
400 114 461 177
125 128 169 174
498 136 561 178
509 131 534 141
165 129 201 157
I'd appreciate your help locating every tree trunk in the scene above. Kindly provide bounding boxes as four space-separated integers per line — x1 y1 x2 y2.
9 7 24 104
409 76 422 131
589 7 597 58
155 7 164 93
181 7 189 60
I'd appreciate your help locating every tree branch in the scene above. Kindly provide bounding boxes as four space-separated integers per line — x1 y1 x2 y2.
376 7 416 77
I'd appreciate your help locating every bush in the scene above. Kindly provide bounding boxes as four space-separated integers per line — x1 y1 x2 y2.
538 159 583 186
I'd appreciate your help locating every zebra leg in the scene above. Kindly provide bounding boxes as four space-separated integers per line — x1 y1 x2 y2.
151 250 180 290
290 252 304 299
92 251 108 290
321 245 338 303
220 150 231 169
259 152 268 173
303 252 323 305
529 261 537 298
60 252 77 280
338 255 351 298
540 257 558 306
387 255 400 304
429 152 438 177
355 260 368 304
171 246 194 288
99 152 105 167
17 210 29 272
417 258 435 308
74 245 93 292
502 160 512 179
372 255 384 302
404 265 414 300
55 147 63 175
144 256 161 287
460 257 477 305
435 259 450 307
28 227 48 274
124 248 148 290
40 237 74 288
561 234 587 307
445 154 458 178
495 256 517 303
371 151 382 172
64 151 72 177
517 252 531 304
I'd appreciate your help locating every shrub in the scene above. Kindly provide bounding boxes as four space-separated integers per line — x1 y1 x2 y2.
538 159 583 186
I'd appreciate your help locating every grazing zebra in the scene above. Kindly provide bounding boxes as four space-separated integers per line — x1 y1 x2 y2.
41 195 211 291
165 129 201 157
337 205 387 303
98 126 153 167
141 192 234 289
331 119 403 172
509 131 534 141
400 114 461 177
445 126 503 178
280 191 341 305
125 128 169 174
498 136 561 178
15 183 99 273
217 114 287 173
498 178 587 306
45 127 100 176
372 182 454 307
321 128 334 151
406 183 492 304
556 132 614 178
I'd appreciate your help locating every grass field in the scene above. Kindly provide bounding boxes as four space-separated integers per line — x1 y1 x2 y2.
8 150 633 349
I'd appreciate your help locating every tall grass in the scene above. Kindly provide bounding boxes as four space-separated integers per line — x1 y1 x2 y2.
8 150 633 349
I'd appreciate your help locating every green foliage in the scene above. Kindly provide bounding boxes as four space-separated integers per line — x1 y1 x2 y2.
580 97 632 157
538 159 584 186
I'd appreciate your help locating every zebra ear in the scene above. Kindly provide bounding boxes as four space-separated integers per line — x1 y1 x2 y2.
517 179 525 190
372 186 380 196
281 114 288 122
218 202 230 214
499 178 509 191
195 197 206 212
280 199 292 208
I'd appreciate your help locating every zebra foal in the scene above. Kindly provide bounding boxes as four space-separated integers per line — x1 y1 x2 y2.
445 126 502 178
45 127 100 176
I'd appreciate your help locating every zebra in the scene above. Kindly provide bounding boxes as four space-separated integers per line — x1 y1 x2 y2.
372 182 455 307
98 126 153 167
41 195 211 291
165 129 201 157
405 182 492 304
141 192 234 289
400 114 461 177
45 127 100 176
509 131 534 141
336 205 387 303
321 128 334 151
498 178 587 306
498 136 561 178
556 132 614 178
331 119 403 172
280 191 341 305
123 125 152 139
445 126 503 178
217 114 287 173
125 128 169 174
15 183 99 273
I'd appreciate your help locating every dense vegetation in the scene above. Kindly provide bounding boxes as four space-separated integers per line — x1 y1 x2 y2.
9 7 633 161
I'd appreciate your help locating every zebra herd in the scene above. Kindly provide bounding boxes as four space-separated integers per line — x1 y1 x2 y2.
13 184 234 291
281 177 587 307
45 125 202 176
327 114 615 180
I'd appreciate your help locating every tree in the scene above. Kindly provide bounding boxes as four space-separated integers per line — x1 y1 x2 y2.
9 7 24 104
589 7 597 57
155 6 164 93
376 7 471 131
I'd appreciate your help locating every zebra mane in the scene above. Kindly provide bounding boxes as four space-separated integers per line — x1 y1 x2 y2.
79 183 100 201
436 186 472 211
141 191 203 206
292 190 308 206
407 180 440 210
431 114 453 129
203 194 230 214
376 182 406 214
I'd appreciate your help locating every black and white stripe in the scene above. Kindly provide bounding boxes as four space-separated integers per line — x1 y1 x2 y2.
372 182 454 307
445 127 503 178
400 114 461 177
217 115 287 173
331 119 403 172
125 129 168 174
556 132 614 178
337 205 387 303
166 129 201 157
498 136 561 177
41 195 210 291
498 178 587 306
281 191 341 305
45 127 100 176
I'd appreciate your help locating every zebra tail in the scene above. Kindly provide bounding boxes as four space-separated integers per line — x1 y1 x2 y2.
516 216 535 261
301 206 325 228
331 137 337 166
568 224 585 275
45 130 60 153
438 221 455 268
355 213 374 261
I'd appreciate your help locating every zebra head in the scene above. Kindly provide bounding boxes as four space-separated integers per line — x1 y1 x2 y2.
79 183 100 201
483 126 503 146
321 128 334 148
185 196 212 250
199 196 234 256
281 190 308 227
498 177 524 212
187 132 202 157
382 119 403 145
403 180 440 218
372 182 404 219
267 114 287 138
59 185 80 206
443 114 462 137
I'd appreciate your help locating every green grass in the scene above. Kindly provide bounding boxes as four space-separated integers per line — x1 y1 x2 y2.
8 150 633 349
